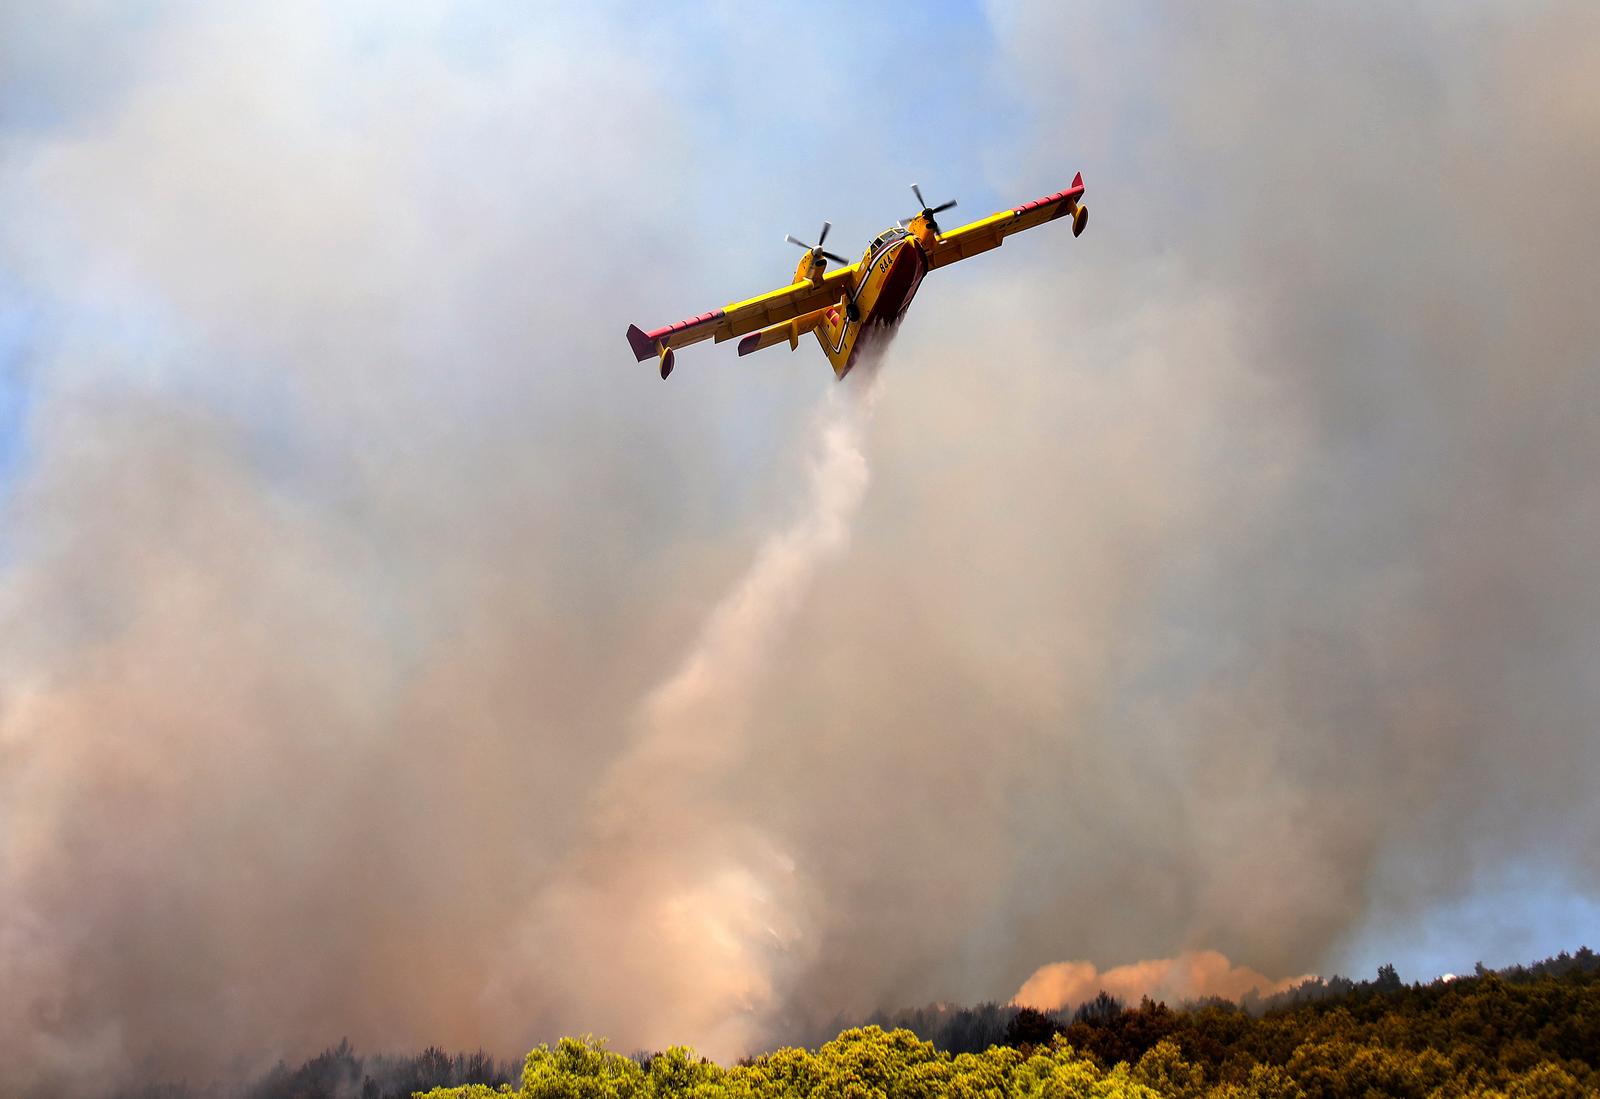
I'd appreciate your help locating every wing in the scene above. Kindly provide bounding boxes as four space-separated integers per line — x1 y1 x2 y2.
626 263 860 369
923 173 1086 271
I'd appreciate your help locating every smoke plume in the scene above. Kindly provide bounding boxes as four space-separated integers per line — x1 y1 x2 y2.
1013 952 1311 1013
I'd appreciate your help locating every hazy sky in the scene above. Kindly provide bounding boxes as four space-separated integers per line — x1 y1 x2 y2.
3 1 1598 1093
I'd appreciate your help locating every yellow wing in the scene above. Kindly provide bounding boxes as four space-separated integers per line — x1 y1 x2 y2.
924 174 1086 271
627 263 859 376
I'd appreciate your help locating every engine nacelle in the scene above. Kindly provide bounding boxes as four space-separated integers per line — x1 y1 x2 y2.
794 253 827 284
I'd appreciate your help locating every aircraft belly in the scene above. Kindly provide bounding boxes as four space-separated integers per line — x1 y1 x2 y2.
827 243 926 378
866 243 927 325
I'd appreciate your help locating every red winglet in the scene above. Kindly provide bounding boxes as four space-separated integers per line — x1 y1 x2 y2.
626 324 656 362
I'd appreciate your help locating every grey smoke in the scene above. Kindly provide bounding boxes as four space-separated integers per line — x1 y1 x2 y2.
3 2 1600 1095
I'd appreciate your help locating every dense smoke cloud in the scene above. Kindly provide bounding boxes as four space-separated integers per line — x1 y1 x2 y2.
3 2 1599 1095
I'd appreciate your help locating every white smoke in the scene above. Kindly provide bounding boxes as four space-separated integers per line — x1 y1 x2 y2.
503 373 882 1059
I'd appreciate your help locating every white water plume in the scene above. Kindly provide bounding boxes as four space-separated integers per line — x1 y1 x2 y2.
506 374 883 1059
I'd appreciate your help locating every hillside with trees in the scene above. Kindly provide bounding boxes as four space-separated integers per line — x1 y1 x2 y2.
115 950 1599 1099
418 952 1599 1099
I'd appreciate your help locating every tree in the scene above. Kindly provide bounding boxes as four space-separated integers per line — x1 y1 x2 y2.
1003 1008 1060 1050
1373 964 1402 995
1131 1039 1204 1099
520 1037 645 1099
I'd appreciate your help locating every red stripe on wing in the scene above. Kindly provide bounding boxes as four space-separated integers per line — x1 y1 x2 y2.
1012 172 1085 216
626 309 729 362
646 309 726 342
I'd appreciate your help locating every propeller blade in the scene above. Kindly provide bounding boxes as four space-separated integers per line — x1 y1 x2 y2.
910 183 926 209
820 250 849 265
931 199 957 214
785 234 811 250
896 217 912 228
817 220 831 246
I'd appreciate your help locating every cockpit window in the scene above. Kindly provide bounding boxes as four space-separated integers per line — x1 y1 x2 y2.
872 227 906 248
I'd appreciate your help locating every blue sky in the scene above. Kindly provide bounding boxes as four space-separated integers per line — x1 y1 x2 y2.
0 266 30 490
1342 874 1600 983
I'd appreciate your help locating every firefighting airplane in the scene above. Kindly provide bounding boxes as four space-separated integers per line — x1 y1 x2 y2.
626 175 1087 380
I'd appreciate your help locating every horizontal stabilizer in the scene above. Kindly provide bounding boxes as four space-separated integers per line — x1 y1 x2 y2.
736 306 831 357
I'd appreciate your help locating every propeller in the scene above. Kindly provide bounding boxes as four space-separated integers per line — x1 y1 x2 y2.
902 183 957 231
785 220 848 266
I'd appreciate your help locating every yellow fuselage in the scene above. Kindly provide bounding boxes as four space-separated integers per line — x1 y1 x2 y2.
797 220 932 378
